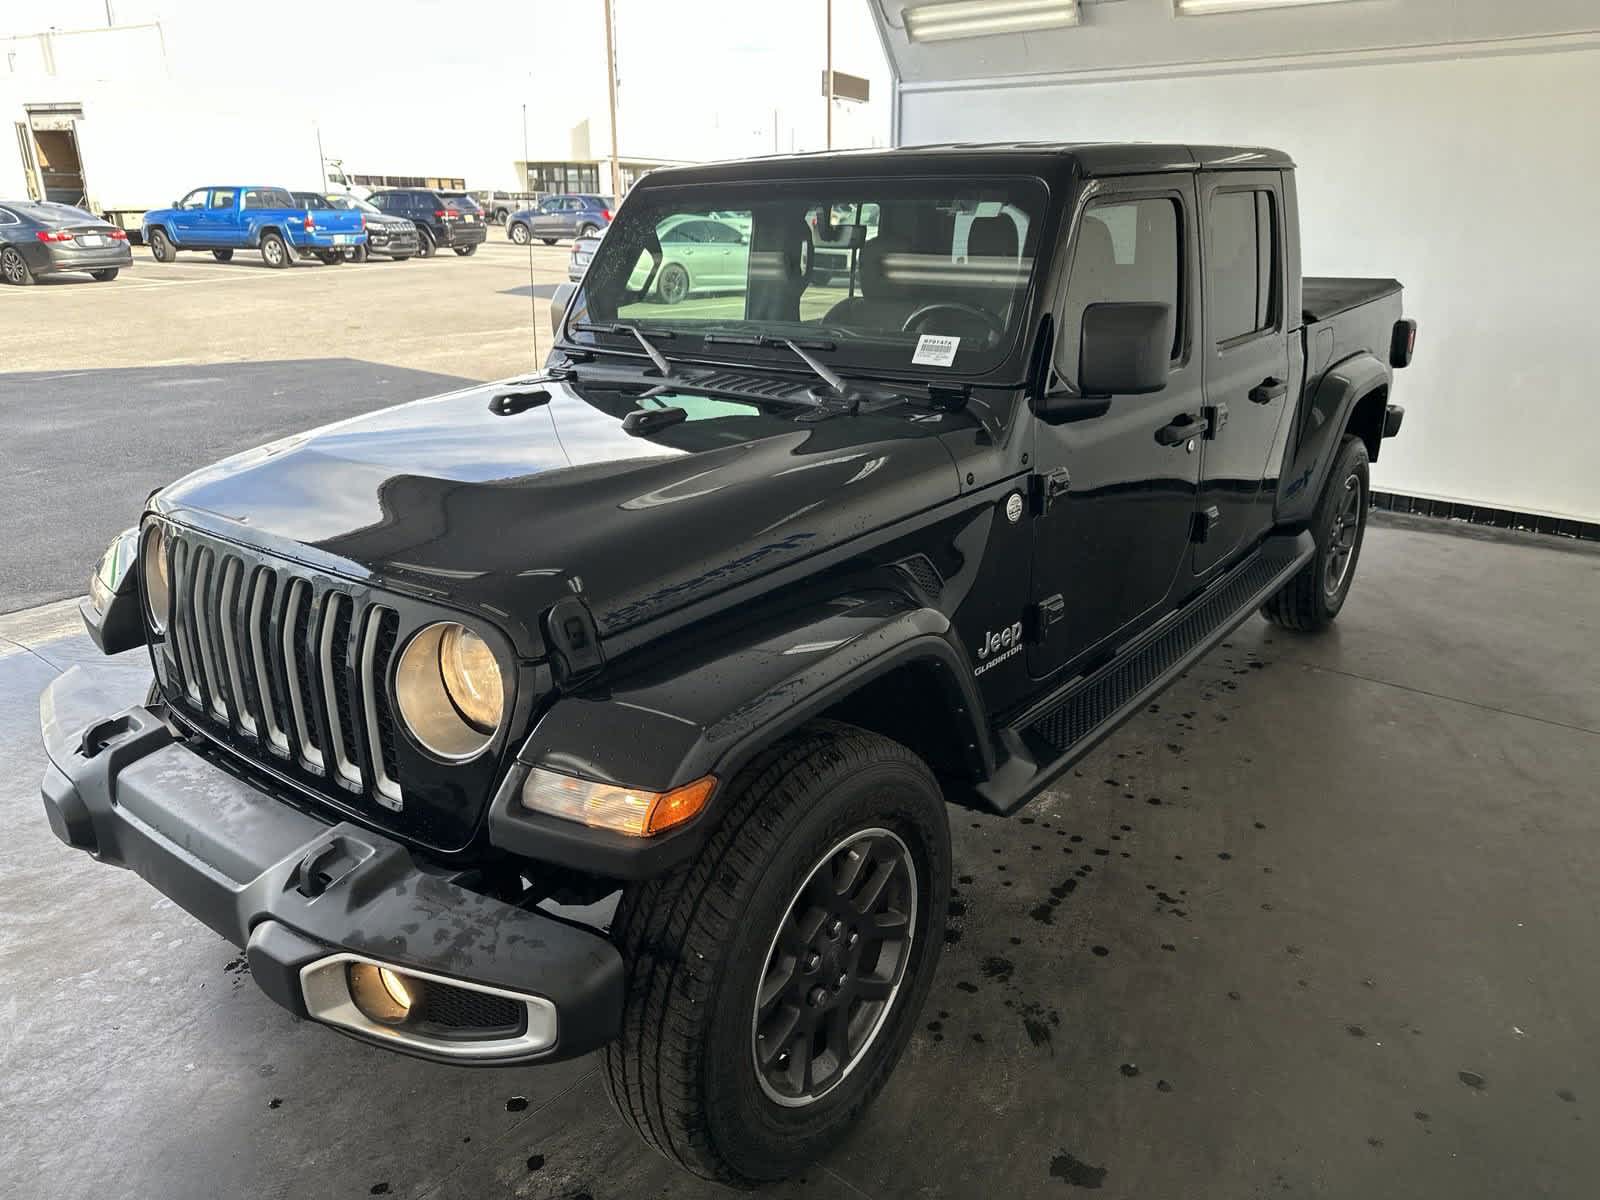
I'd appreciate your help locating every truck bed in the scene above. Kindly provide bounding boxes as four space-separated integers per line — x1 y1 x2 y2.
1303 277 1402 324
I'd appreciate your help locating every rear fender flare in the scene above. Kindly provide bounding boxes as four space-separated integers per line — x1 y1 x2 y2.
1278 351 1390 526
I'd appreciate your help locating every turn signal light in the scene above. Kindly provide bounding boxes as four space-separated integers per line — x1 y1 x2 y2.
520 769 716 837
108 228 129 241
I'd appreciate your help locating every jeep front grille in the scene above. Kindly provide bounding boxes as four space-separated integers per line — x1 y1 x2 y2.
162 533 405 811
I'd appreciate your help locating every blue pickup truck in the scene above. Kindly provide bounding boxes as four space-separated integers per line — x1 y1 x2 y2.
142 185 366 267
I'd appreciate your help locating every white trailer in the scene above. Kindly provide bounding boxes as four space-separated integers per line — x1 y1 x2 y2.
8 83 330 241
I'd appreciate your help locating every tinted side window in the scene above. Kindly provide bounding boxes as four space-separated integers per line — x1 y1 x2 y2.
1059 197 1182 382
209 189 235 209
1209 189 1278 343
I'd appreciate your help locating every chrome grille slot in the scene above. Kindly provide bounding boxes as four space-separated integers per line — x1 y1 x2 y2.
170 538 202 706
217 557 258 738
283 578 326 774
246 568 291 756
320 592 364 791
361 606 403 810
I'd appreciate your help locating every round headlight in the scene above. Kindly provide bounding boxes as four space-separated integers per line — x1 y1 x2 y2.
141 524 170 633
394 622 505 760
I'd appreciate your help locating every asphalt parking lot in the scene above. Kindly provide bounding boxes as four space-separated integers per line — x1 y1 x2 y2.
4 235 1599 1199
0 236 568 613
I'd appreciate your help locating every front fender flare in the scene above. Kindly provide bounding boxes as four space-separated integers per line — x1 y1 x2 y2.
486 590 990 878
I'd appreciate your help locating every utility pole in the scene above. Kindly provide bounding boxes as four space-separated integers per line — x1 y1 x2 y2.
603 0 622 197
315 125 327 191
824 0 833 150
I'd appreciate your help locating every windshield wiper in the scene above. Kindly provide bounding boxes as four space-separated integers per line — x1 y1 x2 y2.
701 332 847 397
571 321 675 376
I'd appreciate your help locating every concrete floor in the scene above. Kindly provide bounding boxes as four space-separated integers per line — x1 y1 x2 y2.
2 515 1596 1200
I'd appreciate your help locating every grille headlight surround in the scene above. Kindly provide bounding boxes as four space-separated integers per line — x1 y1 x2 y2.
140 523 170 633
394 621 506 760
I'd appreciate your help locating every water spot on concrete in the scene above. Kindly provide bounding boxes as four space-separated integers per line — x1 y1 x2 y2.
506 1096 530 1112
1347 1025 1367 1038
1120 1063 1140 1078
1217 852 1233 861
1049 1151 1106 1189
1286 945 1302 957
1030 903 1055 925
1227 990 1241 1001
462 1136 472 1143
927 1020 943 1033
370 1185 390 1196
267 1097 282 1110
948 897 969 918
1094 848 1110 857
1103 779 1120 788
957 980 978 994
1091 945 1110 958
1459 1071 1487 1091
1156 1079 1173 1093
1254 821 1267 830
1558 1089 1577 1103
982 956 1015 982
257 1064 276 1078
527 1154 546 1172
1413 1111 1430 1122
958 874 973 885
1010 936 1024 946
1161 943 1176 952
972 1032 985 1043
944 926 964 946
1366 1137 1384 1149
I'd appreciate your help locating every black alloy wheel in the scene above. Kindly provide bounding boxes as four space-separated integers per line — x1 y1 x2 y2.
752 828 917 1107
1 247 35 285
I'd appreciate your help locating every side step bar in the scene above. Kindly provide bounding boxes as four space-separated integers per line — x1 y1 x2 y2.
977 531 1314 814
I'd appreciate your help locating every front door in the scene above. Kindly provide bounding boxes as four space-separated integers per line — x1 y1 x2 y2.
169 188 210 242
1028 175 1204 680
1192 171 1292 573
195 187 237 246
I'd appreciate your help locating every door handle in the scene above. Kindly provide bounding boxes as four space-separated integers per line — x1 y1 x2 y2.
1155 413 1209 447
1249 377 1287 404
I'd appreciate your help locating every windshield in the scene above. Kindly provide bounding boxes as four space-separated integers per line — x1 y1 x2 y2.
294 193 333 209
326 194 381 214
566 176 1046 376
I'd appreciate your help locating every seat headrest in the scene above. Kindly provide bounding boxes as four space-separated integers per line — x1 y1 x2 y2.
967 216 1017 260
858 235 908 301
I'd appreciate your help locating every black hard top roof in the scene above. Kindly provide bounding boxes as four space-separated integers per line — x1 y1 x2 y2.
641 142 1293 189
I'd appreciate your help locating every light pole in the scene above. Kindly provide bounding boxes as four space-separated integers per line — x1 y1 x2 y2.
824 0 833 150
604 0 622 196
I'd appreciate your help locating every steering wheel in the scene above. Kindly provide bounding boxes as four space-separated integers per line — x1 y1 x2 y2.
900 302 1006 343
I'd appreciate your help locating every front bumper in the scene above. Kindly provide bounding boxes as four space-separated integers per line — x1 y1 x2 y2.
368 228 420 257
39 665 623 1066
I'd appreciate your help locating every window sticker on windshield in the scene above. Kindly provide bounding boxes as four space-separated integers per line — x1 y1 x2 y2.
912 334 960 368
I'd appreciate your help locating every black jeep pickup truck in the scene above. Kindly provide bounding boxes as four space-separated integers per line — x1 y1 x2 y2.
44 143 1414 1186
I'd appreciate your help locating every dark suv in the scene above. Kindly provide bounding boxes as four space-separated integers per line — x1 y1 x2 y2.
367 188 487 257
506 194 612 245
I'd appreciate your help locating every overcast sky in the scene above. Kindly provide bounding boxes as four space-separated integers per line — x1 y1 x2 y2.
1 0 892 165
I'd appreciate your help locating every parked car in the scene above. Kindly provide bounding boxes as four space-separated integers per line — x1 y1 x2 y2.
0 199 131 284
474 189 538 225
142 185 366 267
52 143 1414 1187
367 188 487 257
568 227 602 281
299 192 419 262
643 214 748 304
506 194 612 245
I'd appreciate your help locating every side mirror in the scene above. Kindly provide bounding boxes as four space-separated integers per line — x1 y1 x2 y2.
1079 302 1172 398
549 282 578 337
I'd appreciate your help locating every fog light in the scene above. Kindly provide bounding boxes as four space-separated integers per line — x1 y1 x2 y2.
349 963 417 1025
520 768 716 837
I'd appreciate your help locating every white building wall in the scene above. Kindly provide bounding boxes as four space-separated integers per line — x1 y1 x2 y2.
883 2 1600 523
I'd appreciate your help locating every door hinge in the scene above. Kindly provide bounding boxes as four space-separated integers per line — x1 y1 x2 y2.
1191 505 1221 544
1029 467 1071 514
1202 402 1229 440
1026 594 1066 643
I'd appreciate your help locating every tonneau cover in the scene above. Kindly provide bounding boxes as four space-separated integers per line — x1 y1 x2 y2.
1303 277 1402 323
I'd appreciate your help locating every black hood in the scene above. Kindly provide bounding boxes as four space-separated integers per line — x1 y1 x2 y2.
153 377 965 655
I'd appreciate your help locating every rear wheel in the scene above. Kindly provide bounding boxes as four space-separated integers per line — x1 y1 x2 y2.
260 232 291 268
508 222 530 245
1 247 34 285
453 244 477 257
577 222 598 238
211 249 233 262
603 720 949 1185
148 228 175 262
1262 435 1370 632
90 268 119 282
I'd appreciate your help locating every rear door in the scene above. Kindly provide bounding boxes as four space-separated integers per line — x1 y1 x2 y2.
1027 175 1204 679
1192 171 1292 573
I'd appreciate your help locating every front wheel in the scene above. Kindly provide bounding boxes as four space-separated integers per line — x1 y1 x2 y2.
148 228 175 262
260 232 291 268
1262 435 1370 632
90 268 119 282
508 222 530 245
211 249 233 262
604 720 950 1185
576 223 598 239
453 244 477 257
